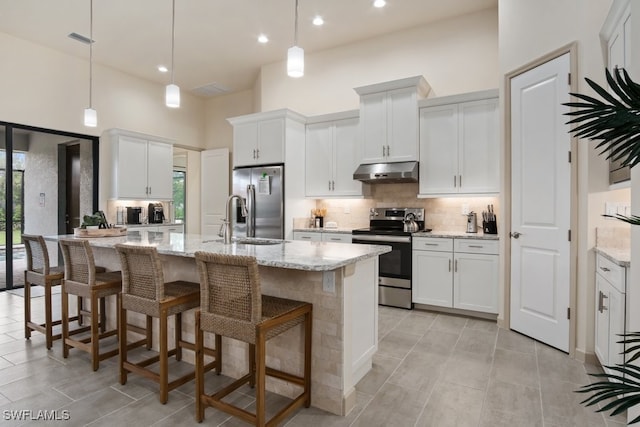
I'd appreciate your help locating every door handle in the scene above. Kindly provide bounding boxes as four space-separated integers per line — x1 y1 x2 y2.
510 231 521 239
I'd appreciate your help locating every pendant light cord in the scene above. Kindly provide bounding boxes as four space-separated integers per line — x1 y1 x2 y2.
171 0 176 84
294 0 299 46
89 0 93 108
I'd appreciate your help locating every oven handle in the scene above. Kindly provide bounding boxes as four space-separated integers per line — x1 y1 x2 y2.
351 234 411 244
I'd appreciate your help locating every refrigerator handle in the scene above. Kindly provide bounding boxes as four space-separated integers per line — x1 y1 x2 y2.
247 184 256 237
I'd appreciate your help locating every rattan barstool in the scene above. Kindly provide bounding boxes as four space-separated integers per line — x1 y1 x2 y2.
23 234 69 349
59 238 122 371
194 252 312 426
115 244 219 404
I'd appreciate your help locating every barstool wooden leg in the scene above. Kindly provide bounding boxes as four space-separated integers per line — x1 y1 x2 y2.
61 282 69 358
24 272 31 340
146 315 153 350
195 311 204 423
175 312 182 361
77 297 83 326
91 293 100 371
256 332 266 427
119 303 128 385
249 343 256 387
215 334 222 375
44 281 53 349
99 297 106 334
304 310 312 407
159 308 169 404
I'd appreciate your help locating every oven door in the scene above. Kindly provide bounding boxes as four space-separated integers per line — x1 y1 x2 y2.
351 234 412 287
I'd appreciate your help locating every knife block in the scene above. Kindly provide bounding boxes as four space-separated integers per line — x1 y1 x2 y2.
483 219 498 234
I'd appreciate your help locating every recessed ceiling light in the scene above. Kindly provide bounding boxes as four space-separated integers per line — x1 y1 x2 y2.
258 34 269 43
158 65 168 73
373 0 386 8
313 16 324 26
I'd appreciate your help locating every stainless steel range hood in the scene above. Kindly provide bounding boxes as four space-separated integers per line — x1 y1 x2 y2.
353 161 419 183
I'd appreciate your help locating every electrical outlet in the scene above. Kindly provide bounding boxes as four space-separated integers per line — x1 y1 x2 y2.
323 271 335 293
604 202 616 218
344 205 350 214
461 204 470 215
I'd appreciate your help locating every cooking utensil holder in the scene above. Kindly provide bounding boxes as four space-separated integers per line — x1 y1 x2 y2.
483 219 498 234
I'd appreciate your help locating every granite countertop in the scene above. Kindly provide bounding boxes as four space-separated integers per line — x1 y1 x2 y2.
594 246 630 268
413 230 500 240
45 232 391 272
293 227 354 234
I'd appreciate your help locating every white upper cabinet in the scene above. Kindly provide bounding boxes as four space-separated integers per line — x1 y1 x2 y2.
101 129 173 202
601 0 631 74
228 110 305 167
355 76 430 164
418 90 499 196
305 111 364 197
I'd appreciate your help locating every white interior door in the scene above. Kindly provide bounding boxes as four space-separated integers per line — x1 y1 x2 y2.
201 148 229 237
510 53 571 352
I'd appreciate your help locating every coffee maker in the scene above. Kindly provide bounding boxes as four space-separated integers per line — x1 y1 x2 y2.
126 207 142 224
466 212 478 233
148 203 165 224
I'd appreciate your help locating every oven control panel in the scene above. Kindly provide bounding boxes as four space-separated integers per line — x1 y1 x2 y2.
369 207 424 221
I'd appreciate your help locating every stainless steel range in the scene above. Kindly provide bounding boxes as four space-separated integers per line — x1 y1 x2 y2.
351 207 428 309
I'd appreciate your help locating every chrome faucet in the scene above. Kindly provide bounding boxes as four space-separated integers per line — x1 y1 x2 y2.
220 194 248 244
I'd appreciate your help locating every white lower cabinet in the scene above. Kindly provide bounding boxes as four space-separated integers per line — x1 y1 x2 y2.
322 233 352 243
594 253 627 377
127 224 184 233
293 231 321 242
413 236 499 314
293 231 351 243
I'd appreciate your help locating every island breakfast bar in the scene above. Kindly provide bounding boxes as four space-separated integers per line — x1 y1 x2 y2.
45 231 390 416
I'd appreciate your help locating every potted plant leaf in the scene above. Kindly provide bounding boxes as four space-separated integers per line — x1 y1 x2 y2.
565 67 640 423
81 212 106 229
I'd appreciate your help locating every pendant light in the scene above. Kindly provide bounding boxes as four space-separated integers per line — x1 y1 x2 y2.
165 0 180 108
84 0 97 127
287 0 304 78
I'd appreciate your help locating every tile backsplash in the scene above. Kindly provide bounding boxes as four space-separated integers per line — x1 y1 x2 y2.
302 183 500 232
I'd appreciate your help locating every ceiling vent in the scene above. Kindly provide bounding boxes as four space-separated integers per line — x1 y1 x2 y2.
191 82 232 97
68 32 94 44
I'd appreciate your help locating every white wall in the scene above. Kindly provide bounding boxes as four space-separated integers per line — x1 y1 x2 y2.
498 0 615 361
203 8 498 153
259 8 499 116
0 31 205 148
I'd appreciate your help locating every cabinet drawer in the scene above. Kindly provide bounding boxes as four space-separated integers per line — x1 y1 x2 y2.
293 231 322 242
322 233 352 243
596 254 626 293
454 239 498 255
413 237 453 252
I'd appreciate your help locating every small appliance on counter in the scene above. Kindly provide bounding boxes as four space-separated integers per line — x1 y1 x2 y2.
126 207 143 224
466 212 478 233
148 202 165 224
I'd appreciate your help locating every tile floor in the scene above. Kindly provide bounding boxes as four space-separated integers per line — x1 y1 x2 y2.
0 289 627 426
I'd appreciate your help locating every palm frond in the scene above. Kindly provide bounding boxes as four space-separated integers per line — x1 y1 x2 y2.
603 213 640 225
564 68 640 168
575 332 640 423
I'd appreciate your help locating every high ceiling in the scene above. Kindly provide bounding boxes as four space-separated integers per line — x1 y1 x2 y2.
0 0 497 97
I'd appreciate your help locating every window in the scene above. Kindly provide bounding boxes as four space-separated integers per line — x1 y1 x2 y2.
173 170 186 223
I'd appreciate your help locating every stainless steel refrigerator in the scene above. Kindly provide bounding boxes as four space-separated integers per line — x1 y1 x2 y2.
232 164 284 239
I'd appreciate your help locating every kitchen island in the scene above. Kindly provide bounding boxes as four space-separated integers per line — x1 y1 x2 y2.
45 231 390 416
